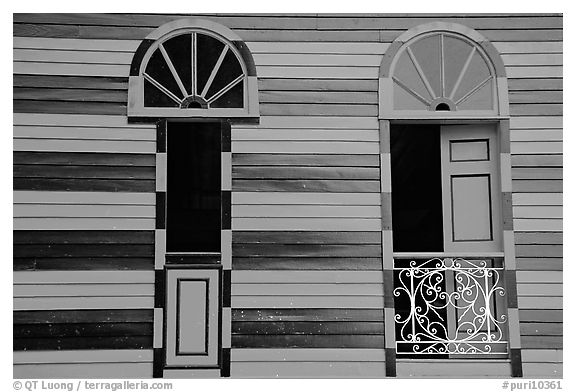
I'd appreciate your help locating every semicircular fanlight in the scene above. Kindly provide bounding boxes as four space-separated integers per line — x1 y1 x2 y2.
143 31 245 109
392 33 495 112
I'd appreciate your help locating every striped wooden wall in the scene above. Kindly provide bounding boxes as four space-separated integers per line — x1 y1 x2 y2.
13 13 562 378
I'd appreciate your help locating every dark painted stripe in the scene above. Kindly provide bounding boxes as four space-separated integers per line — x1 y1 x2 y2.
232 321 384 335
156 192 166 229
14 309 153 324
14 230 155 245
385 348 396 377
233 154 380 167
154 269 165 309
14 244 154 258
165 254 221 264
519 310 563 323
506 271 519 308
221 121 231 153
221 190 231 230
233 179 380 193
221 347 231 377
14 178 155 192
232 244 382 258
14 152 155 166
14 336 152 351
14 257 154 271
130 39 155 76
14 164 155 179
14 100 126 115
14 74 128 90
232 257 382 270
233 231 381 244
232 308 384 322
14 322 152 338
14 87 127 103
222 270 231 308
156 120 166 153
233 166 380 180
511 348 523 377
153 348 164 378
383 269 395 308
232 334 385 348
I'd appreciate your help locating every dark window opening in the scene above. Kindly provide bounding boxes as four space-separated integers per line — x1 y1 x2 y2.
167 122 221 252
391 124 444 252
435 102 451 111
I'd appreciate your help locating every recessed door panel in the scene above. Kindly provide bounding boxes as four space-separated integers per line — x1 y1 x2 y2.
451 174 493 241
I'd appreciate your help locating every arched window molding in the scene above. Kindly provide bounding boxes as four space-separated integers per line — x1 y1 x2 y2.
379 22 509 119
128 18 259 119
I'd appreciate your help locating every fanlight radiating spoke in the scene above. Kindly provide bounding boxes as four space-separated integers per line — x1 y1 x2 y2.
143 31 245 109
392 33 494 111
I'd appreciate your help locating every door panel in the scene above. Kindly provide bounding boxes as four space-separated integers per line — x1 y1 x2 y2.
441 124 502 253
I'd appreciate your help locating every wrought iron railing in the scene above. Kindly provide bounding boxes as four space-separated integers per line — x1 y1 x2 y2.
393 257 508 356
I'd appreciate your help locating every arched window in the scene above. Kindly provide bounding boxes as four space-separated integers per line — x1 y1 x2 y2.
379 23 508 119
128 19 259 118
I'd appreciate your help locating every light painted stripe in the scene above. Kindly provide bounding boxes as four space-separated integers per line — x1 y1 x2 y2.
14 126 156 141
232 205 381 218
14 296 154 310
253 53 382 66
231 271 384 284
232 296 384 308
258 116 378 129
380 153 391 193
502 54 563 66
511 142 563 154
396 360 511 377
222 307 232 348
246 41 390 54
14 204 155 218
14 48 133 64
14 350 153 364
510 130 563 142
257 66 377 79
513 219 563 232
14 61 129 77
517 284 563 296
222 152 232 191
14 138 155 153
493 41 563 54
154 308 163 349
232 129 380 141
517 271 562 284
14 37 140 52
14 191 155 205
13 363 152 379
522 350 563 363
162 369 221 378
14 113 154 128
522 363 562 378
232 218 381 231
232 192 381 205
232 283 384 296
510 117 562 130
512 193 563 206
513 206 563 219
156 153 167 192
221 230 232 270
14 271 154 284
517 297 562 309
505 66 563 78
14 284 154 297
231 362 386 378
155 229 166 270
507 308 521 349
232 141 379 154
14 218 155 230
384 308 396 348
231 349 386 362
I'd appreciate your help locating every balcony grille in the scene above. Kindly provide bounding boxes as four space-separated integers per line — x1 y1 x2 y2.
393 257 508 356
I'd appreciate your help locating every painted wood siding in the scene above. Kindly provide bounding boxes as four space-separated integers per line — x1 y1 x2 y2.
13 13 561 379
